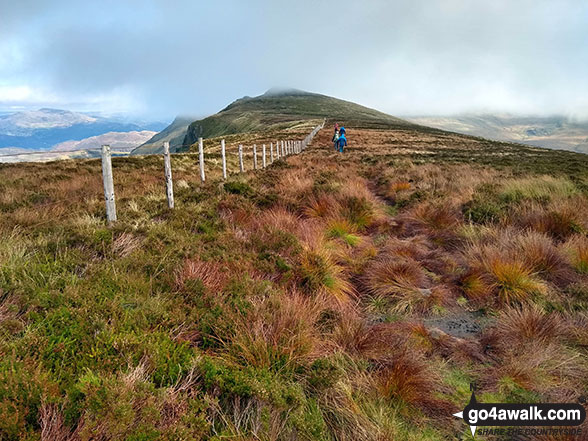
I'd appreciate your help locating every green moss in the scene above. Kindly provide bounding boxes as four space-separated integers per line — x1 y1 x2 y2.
224 181 253 196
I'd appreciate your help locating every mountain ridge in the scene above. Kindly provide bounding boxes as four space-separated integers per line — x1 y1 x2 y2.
132 89 417 155
0 108 166 150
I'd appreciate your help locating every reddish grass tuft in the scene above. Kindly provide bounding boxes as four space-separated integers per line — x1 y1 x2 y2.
482 305 563 354
562 234 588 275
298 242 354 303
486 259 547 305
229 291 323 370
304 194 341 219
364 257 429 298
514 231 574 285
176 259 229 293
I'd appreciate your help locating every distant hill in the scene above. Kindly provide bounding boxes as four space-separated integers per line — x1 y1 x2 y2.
51 130 156 152
131 116 195 155
407 114 588 154
0 108 166 150
132 88 417 154
0 130 155 163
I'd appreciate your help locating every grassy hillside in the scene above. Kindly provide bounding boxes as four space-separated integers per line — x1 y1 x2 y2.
181 89 419 151
132 117 196 155
135 89 421 154
0 114 587 440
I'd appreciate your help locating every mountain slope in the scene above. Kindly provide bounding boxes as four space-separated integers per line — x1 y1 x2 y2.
407 114 588 154
131 116 195 155
132 88 419 154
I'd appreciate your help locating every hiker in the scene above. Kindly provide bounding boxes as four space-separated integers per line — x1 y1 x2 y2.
332 129 340 150
337 132 347 153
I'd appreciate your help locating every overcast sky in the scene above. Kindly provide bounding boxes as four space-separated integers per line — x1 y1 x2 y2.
1 0 587 121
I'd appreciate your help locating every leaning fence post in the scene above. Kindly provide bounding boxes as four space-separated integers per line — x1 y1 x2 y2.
239 144 244 173
262 144 267 168
270 142 274 163
221 139 227 180
163 141 174 209
101 145 117 223
253 144 258 170
198 137 206 182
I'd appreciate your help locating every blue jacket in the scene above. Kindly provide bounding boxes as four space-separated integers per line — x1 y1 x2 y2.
337 135 347 148
339 127 346 135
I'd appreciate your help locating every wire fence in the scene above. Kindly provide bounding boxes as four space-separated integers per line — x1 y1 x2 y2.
98 120 326 222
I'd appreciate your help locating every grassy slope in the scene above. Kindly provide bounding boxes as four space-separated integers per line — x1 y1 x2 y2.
137 89 423 155
131 117 196 155
0 118 587 440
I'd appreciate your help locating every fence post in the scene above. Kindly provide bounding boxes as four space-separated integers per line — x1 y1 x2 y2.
198 137 205 182
281 140 285 157
101 145 117 223
221 139 227 180
163 141 174 209
253 144 258 170
239 144 244 173
262 144 266 168
270 142 274 163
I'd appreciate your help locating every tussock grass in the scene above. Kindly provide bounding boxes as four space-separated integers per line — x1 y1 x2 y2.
228 292 322 371
562 234 588 274
485 258 547 305
1 122 587 440
299 241 354 303
326 219 361 247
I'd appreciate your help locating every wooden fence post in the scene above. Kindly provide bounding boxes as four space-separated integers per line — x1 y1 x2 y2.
163 141 174 209
239 144 244 173
101 145 117 223
221 139 227 180
253 144 258 170
281 140 285 157
262 144 266 168
270 142 274 163
198 137 205 182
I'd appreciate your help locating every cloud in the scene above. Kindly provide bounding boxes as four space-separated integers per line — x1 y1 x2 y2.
1 0 587 119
